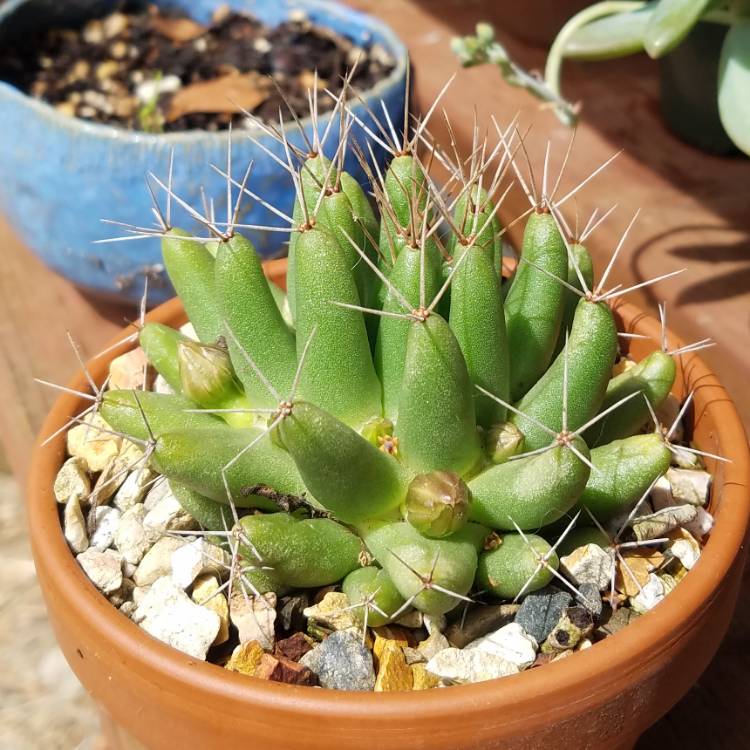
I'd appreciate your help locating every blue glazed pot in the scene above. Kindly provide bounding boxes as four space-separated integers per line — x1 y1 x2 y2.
0 0 407 304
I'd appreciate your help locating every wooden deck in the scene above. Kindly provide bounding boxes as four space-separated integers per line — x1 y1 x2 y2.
1 0 748 746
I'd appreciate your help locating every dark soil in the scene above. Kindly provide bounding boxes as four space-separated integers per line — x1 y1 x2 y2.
0 2 395 132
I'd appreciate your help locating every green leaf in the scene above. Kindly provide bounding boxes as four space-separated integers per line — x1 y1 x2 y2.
563 6 654 60
718 20 750 156
644 0 713 58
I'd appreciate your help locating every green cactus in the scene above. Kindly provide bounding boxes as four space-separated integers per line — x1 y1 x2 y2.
98 92 690 623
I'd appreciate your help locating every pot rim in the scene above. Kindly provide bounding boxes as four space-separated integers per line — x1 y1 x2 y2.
27 269 750 723
0 0 408 145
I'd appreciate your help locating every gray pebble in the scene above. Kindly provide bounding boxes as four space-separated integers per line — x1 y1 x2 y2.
576 582 603 619
300 630 375 691
514 586 572 643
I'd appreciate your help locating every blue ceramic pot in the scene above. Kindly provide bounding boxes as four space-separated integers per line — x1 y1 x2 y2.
0 0 407 303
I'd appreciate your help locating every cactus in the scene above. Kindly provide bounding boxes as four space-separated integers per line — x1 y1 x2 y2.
65 79 720 628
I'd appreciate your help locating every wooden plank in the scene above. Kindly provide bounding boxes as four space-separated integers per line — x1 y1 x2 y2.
0 217 130 480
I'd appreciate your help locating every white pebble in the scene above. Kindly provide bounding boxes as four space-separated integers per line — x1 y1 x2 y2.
112 465 155 512
133 576 220 660
90 506 122 551
560 543 614 591
64 496 89 554
630 573 665 613
114 505 156 565
54 457 91 505
684 506 714 540
134 536 189 587
668 468 711 507
426 647 519 685
77 548 123 594
465 623 538 670
144 487 196 533
171 538 230 590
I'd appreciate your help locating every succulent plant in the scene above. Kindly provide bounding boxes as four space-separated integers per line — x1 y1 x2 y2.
60 81 719 625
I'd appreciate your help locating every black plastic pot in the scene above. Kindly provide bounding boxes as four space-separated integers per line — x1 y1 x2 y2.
660 21 737 155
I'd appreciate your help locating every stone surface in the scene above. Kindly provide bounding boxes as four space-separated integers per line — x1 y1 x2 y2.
577 582 603 619
63 496 89 554
668 528 702 570
66 413 121 473
254 653 318 685
133 536 188 586
303 592 358 632
372 626 414 662
143 477 172 512
89 505 122 551
143 488 196 533
171 538 230 590
670 445 703 469
114 505 155 565
423 613 447 634
426 647 519 685
108 347 149 390
650 474 674 511
541 607 594 653
191 574 229 646
275 632 315 662
631 573 666 613
111 462 155 512
402 646 426 665
615 548 665 597
514 587 572 644
393 609 423 628
416 629 450 661
411 662 440 690
300 630 376 691
466 622 538 670
560 543 614 591
445 604 519 648
76 548 122 594
632 505 698 542
133 576 220 660
668 468 712 507
230 591 277 649
684 506 714 539
226 640 266 675
595 607 641 638
375 641 413 691
53 457 91 504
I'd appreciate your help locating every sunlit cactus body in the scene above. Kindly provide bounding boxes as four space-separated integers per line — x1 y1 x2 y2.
91 81 709 622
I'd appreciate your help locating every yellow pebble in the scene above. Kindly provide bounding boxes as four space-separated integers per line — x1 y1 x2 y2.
374 642 413 692
225 640 265 676
372 626 410 664
411 663 439 691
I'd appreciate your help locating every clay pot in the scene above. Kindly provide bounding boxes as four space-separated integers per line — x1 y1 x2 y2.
27 260 750 749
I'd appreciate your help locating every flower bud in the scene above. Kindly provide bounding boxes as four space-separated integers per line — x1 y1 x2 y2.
405 471 470 538
485 421 524 464
360 417 399 456
178 339 241 408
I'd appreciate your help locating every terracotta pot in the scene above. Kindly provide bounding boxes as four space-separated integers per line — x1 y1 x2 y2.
28 259 750 749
